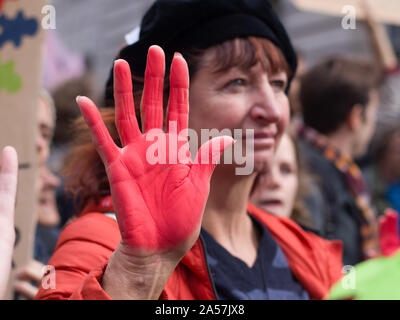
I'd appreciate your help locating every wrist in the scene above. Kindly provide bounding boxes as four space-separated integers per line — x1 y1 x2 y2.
102 242 178 300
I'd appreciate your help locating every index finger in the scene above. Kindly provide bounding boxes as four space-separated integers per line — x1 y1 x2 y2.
77 96 119 165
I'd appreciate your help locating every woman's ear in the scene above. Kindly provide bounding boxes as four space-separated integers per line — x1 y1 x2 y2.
346 104 363 132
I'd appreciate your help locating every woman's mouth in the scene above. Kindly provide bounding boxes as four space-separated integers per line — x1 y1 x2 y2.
260 199 283 207
253 130 277 148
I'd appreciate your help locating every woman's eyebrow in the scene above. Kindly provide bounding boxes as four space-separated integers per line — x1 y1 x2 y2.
210 61 254 75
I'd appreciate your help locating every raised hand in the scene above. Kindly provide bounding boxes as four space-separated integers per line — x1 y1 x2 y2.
0 146 18 299
76 46 234 259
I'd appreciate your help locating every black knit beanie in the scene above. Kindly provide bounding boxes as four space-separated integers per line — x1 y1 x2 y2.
105 0 297 104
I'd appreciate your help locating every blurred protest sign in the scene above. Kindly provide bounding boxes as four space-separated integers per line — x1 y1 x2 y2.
0 0 47 299
292 0 400 26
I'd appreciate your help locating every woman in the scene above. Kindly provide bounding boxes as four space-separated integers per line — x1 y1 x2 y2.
250 132 314 229
36 0 342 300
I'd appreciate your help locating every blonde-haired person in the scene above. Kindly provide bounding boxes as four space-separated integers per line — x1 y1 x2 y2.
37 90 56 168
250 132 317 231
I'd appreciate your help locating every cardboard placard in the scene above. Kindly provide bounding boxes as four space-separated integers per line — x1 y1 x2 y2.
292 0 400 26
0 0 47 299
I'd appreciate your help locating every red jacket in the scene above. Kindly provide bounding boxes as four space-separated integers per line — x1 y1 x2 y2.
35 198 343 300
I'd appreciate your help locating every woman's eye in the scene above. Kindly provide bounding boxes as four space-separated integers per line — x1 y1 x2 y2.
41 132 50 142
270 80 286 91
228 78 246 87
280 164 294 175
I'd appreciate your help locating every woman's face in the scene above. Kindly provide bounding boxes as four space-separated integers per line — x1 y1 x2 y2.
188 51 290 173
250 134 298 218
37 165 61 226
37 98 54 166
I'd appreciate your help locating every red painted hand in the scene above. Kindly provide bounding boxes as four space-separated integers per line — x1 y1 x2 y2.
76 46 234 256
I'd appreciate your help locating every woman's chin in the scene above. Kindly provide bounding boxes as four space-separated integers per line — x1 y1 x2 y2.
214 148 274 176
252 149 274 173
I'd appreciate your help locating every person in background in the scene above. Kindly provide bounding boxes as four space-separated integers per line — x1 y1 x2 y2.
298 56 382 266
49 72 97 227
365 117 400 216
34 91 61 262
14 90 61 299
34 165 61 262
361 0 400 222
36 91 55 168
288 50 307 117
49 71 96 175
250 132 315 230
0 146 18 299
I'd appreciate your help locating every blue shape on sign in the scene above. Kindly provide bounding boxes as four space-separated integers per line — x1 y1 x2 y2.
0 10 38 48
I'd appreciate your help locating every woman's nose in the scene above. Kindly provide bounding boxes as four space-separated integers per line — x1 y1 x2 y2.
249 82 281 125
266 172 280 190
42 167 61 189
260 170 281 190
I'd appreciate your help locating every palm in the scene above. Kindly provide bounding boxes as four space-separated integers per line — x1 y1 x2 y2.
107 136 205 251
77 46 233 255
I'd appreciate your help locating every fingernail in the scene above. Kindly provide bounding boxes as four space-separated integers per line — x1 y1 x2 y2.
76 96 82 104
174 52 183 58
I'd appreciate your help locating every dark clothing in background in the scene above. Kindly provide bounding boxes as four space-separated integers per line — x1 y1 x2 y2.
363 164 392 217
56 180 76 228
299 140 363 266
34 224 61 265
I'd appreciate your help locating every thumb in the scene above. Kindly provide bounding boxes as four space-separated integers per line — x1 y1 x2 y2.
189 136 235 182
